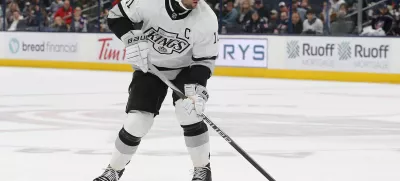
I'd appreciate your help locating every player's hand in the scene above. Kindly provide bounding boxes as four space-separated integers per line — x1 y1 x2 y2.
122 30 149 73
184 84 209 115
175 98 201 125
176 98 197 116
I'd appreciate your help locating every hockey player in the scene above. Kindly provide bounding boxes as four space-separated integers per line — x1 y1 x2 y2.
93 0 219 180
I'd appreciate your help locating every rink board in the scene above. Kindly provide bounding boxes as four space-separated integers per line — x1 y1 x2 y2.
1 59 398 84
0 32 400 83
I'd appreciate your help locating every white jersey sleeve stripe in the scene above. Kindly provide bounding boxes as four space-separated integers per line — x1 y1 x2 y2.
108 5 124 19
118 2 130 19
118 0 143 23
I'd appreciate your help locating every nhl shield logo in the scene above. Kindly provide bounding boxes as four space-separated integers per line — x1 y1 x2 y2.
144 27 190 55
171 12 177 19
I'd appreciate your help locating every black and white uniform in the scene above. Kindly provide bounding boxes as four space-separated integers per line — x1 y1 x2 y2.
103 0 218 176
108 0 218 114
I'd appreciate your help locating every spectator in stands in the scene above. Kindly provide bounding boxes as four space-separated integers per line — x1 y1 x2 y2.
267 9 278 33
21 1 31 18
274 11 288 34
54 0 73 25
320 1 334 34
100 8 111 32
7 11 27 31
70 7 87 32
319 11 330 35
371 4 394 35
331 3 354 35
253 0 268 20
302 9 323 35
50 0 64 13
30 4 44 27
51 15 68 32
43 0 52 8
26 5 40 27
0 6 5 30
292 0 306 21
291 12 303 34
75 0 90 9
234 0 254 8
213 0 227 15
330 0 345 13
6 2 20 24
300 0 311 10
41 7 51 29
204 0 213 10
0 20 3 31
237 0 254 25
394 11 400 35
321 1 332 22
279 1 288 13
14 0 26 10
32 0 41 7
222 1 239 26
243 11 267 33
100 23 109 32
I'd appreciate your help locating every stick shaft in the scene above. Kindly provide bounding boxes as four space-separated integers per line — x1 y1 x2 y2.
148 64 276 181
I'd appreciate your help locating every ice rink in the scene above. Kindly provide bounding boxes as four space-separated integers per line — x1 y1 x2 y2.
1 67 400 181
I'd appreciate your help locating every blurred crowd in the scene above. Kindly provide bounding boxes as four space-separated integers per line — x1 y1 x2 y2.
1 0 400 36
209 0 400 36
0 0 111 32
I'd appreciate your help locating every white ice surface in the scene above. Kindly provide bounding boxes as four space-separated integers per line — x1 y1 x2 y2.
1 67 400 181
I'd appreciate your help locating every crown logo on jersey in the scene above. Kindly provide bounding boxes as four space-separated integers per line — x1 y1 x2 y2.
144 27 190 55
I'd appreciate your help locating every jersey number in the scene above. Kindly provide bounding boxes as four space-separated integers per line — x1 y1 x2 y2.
213 32 219 44
126 0 135 8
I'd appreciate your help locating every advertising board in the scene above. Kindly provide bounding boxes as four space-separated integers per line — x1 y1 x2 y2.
4 32 81 61
1 32 399 83
94 34 127 63
217 38 268 67
91 35 269 67
285 36 394 73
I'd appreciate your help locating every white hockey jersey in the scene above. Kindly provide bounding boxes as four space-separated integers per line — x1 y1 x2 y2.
108 0 219 79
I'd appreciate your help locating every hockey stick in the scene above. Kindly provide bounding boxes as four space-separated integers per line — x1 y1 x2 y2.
147 63 276 181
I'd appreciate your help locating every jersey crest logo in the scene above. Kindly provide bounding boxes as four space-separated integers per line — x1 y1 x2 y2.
144 27 190 55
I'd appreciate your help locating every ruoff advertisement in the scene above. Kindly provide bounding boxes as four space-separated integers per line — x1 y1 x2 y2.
217 38 268 67
285 37 393 73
